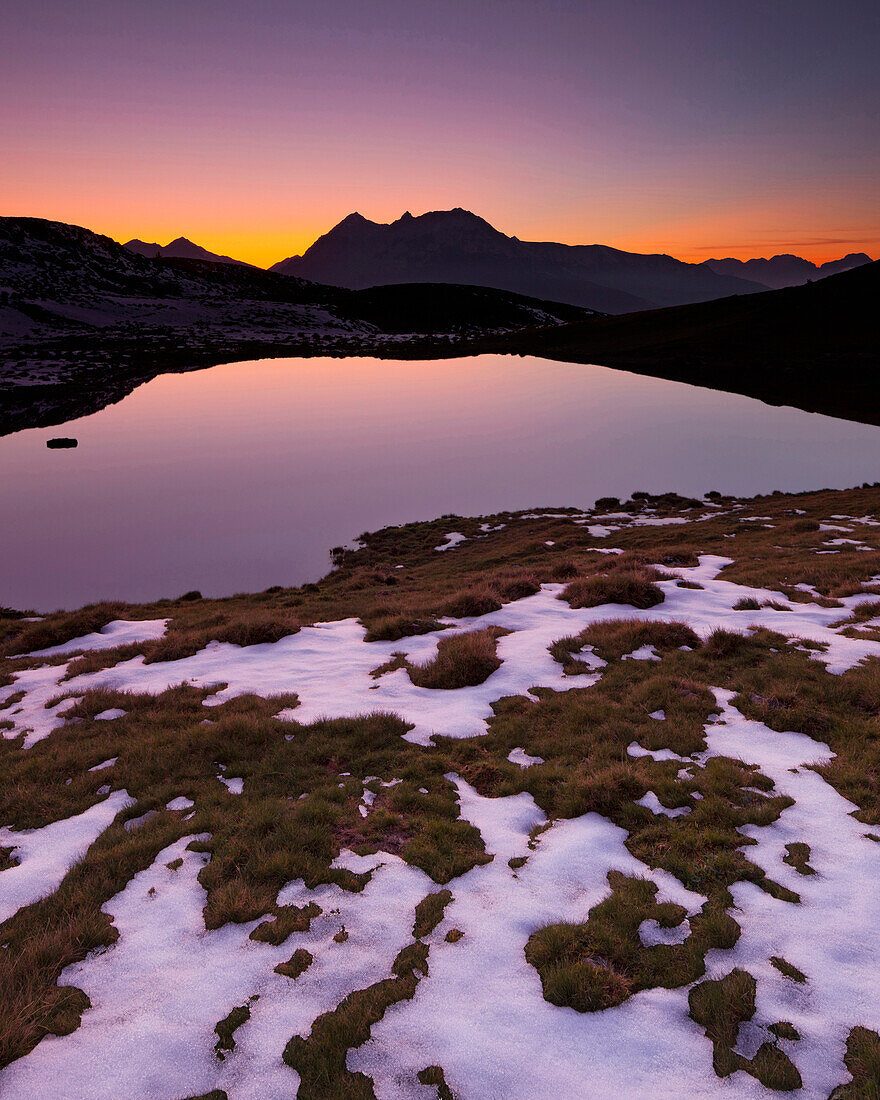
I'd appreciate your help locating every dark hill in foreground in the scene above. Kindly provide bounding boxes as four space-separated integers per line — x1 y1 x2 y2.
502 261 880 424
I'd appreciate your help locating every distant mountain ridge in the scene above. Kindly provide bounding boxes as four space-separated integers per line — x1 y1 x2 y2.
702 252 871 290
119 218 872 311
269 208 771 314
123 236 252 267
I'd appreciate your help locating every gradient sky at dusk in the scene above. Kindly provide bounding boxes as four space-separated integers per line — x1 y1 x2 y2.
2 0 878 266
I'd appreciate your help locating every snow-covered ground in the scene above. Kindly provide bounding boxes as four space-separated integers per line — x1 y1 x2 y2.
2 554 880 1096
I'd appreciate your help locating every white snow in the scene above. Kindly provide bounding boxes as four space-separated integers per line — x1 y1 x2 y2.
0 837 432 1100
507 747 545 768
94 708 126 721
434 532 467 552
165 797 194 811
623 644 661 661
22 618 168 658
697 690 880 1097
627 741 688 763
88 757 118 772
0 790 132 924
639 917 690 947
219 776 244 795
636 791 691 818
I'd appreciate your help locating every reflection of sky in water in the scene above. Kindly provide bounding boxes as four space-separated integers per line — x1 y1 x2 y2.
2 355 879 610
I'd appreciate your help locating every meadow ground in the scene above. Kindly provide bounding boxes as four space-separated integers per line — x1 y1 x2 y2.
3 484 880 1097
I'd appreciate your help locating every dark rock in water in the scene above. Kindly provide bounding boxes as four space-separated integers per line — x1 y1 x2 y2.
46 437 77 448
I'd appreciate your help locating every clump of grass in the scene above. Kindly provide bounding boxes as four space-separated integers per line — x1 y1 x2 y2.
526 872 736 1014
408 628 507 690
214 1001 251 1057
832 600 880 629
363 615 447 643
831 1026 880 1097
418 1065 456 1100
250 903 322 945
282 941 426 1098
553 620 701 667
537 958 632 1012
769 1021 800 1041
413 889 453 938
445 928 463 943
561 568 664 610
770 956 807 983
1 602 127 657
369 653 408 679
733 597 761 611
0 846 19 871
783 841 816 876
750 1043 803 1090
276 949 314 980
144 613 299 663
688 968 756 1076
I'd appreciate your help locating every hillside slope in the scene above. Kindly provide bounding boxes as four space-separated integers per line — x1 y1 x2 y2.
505 261 880 424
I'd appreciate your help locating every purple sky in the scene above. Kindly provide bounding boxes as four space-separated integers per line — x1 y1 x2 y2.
2 0 878 265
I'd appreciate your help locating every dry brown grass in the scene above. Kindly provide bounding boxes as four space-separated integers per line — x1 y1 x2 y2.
561 567 665 610
408 628 507 690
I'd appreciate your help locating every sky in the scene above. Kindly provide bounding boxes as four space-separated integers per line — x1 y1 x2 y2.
1 0 878 267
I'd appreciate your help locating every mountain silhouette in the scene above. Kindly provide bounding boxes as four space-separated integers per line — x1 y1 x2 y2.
702 252 872 290
270 208 770 313
123 236 252 266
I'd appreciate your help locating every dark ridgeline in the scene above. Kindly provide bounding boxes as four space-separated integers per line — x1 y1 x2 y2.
702 253 872 290
270 207 773 313
506 260 880 425
123 237 255 267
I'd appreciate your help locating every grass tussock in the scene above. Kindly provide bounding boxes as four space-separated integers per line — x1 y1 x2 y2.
551 620 700 671
561 566 664 610
783 841 816 876
770 956 807 983
214 1001 252 1057
526 872 736 1013
689 969 802 1088
830 1026 880 1098
408 628 507 690
275 948 314 980
413 889 453 938
0 602 128 657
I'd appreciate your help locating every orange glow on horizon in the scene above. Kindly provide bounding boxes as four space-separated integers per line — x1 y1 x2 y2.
6 179 876 270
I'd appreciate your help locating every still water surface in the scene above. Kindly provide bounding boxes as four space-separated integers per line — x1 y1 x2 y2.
2 355 879 610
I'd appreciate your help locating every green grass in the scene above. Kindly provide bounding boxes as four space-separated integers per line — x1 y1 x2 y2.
413 890 453 938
